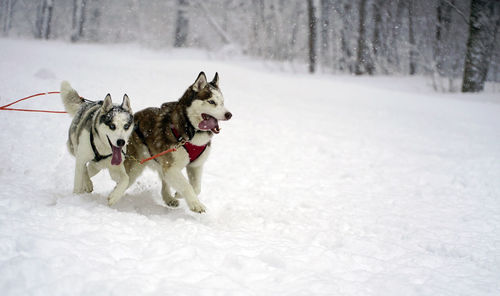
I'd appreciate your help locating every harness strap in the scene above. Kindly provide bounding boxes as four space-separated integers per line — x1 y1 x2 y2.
134 122 159 164
171 128 207 163
90 128 112 162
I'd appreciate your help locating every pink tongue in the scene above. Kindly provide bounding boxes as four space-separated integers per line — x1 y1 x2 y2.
199 117 218 130
111 145 122 165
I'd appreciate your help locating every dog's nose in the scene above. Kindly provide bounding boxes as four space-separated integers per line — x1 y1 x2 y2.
225 112 232 120
116 139 125 147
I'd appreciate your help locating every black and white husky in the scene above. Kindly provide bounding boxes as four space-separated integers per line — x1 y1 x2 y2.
60 81 134 205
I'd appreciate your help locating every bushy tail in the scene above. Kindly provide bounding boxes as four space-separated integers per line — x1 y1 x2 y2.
60 81 83 116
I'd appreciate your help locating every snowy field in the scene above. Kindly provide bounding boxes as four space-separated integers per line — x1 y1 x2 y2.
1 38 500 296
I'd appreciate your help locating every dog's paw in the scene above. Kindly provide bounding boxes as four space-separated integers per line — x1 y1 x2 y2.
163 196 179 208
188 200 206 213
84 178 93 193
107 192 122 206
73 187 85 194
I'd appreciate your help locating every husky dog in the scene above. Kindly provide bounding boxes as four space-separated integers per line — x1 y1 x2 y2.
124 72 232 213
61 81 134 205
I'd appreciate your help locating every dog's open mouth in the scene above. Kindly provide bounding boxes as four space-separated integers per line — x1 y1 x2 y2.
107 137 123 165
199 113 220 134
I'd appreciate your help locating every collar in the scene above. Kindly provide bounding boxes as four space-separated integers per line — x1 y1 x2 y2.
90 128 112 162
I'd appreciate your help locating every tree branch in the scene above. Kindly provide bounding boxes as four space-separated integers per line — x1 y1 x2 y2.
442 0 469 25
197 0 232 45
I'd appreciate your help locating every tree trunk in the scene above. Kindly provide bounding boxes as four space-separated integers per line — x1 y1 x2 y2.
320 0 332 67
71 0 87 42
35 0 53 39
35 0 44 38
355 0 374 75
289 1 301 60
338 2 353 73
307 0 317 73
2 0 14 36
43 0 53 39
35 0 54 39
408 0 417 75
462 0 500 92
372 0 382 57
174 0 189 47
389 0 406 72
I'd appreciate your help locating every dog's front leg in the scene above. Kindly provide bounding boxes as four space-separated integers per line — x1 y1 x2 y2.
87 162 100 178
74 158 93 194
163 167 206 213
187 165 203 196
107 165 129 206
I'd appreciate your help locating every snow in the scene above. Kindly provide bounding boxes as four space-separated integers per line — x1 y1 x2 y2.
1 38 500 296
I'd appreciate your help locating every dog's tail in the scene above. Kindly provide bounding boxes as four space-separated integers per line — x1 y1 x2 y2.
60 81 83 116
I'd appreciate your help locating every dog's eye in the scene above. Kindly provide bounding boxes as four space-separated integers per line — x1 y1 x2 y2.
109 124 116 130
208 100 216 105
124 124 130 130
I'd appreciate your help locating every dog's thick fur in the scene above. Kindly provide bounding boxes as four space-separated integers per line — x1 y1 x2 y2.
124 72 232 213
61 81 134 205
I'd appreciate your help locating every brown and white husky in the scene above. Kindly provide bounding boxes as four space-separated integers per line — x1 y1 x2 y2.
124 72 232 213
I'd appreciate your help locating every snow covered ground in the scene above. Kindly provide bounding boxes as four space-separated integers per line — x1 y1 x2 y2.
1 38 500 296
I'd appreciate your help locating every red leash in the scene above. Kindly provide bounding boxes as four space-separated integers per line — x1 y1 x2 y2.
0 91 67 114
138 148 177 164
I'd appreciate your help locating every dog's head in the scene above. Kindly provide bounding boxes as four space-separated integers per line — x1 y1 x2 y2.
97 94 134 165
184 72 232 134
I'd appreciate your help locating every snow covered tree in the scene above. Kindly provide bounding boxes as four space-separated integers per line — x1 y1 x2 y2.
462 0 500 92
2 0 498 85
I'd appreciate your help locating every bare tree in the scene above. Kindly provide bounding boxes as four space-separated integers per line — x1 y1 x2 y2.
462 0 500 92
1 0 16 36
320 0 333 68
355 0 374 75
35 0 53 40
338 2 354 73
435 0 454 74
307 0 317 73
174 0 189 47
71 0 87 42
408 0 417 75
372 0 382 58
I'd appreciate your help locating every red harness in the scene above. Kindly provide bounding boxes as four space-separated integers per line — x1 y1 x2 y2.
171 128 208 163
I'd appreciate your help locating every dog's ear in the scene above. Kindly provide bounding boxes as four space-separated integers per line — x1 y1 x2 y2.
121 94 131 112
210 72 219 88
192 72 207 92
102 94 113 112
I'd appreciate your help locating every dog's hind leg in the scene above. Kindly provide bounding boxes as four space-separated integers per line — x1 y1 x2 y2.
160 173 179 208
107 165 129 206
123 159 145 189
